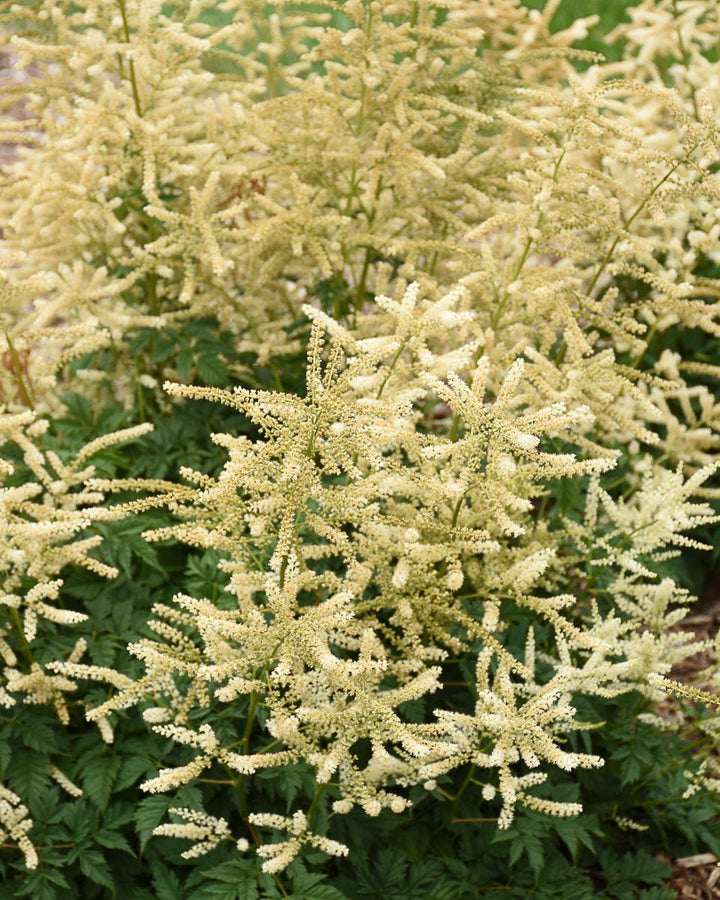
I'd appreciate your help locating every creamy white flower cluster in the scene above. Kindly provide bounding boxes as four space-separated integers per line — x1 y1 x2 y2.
0 410 152 866
3 0 720 876
248 811 349 875
153 807 233 859
3 0 720 426
0 784 37 870
49 278 717 861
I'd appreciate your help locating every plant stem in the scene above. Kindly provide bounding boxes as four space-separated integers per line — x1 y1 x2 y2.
117 0 143 117
10 608 34 664
585 148 696 299
307 783 327 828
448 762 476 822
234 691 260 817
376 338 409 399
672 0 700 121
451 817 495 824
4 331 34 410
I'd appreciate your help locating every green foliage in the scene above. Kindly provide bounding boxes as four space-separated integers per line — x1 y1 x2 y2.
5 384 708 894
523 0 641 60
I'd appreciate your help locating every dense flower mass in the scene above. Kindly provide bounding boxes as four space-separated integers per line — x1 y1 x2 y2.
0 0 719 887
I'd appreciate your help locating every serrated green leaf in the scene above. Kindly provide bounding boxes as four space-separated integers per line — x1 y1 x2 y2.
115 755 155 792
287 867 349 899
134 796 174 854
62 800 98 841
79 848 114 890
7 751 51 804
636 889 676 900
95 828 135 856
151 861 184 900
60 392 94 426
151 332 179 363
82 755 122 810
367 847 407 892
553 476 582 513
186 858 266 900
15 866 70 900
621 850 671 884
103 802 135 831
288 887 350 900
126 331 154 355
552 814 599 860
177 347 195 382
188 875 259 900
197 355 228 386
188 885 243 900
22 720 59 753
508 831 544 878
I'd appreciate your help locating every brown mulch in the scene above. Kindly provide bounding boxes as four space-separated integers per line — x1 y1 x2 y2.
665 568 720 682
663 575 720 898
669 853 720 898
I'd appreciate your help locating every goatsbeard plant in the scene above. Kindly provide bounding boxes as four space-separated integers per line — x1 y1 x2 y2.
1 0 719 881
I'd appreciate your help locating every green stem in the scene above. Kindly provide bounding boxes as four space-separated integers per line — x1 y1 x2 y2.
451 817 496 824
431 762 478 835
235 692 260 818
355 246 371 311
4 330 34 410
306 783 328 828
342 166 358 218
117 0 143 117
448 762 476 820
491 145 567 330
631 321 658 368
672 0 700 121
377 338 409 399
585 148 696 299
136 367 146 422
9 607 34 665
450 494 465 528
242 693 259 756
550 146 698 367
146 271 159 317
